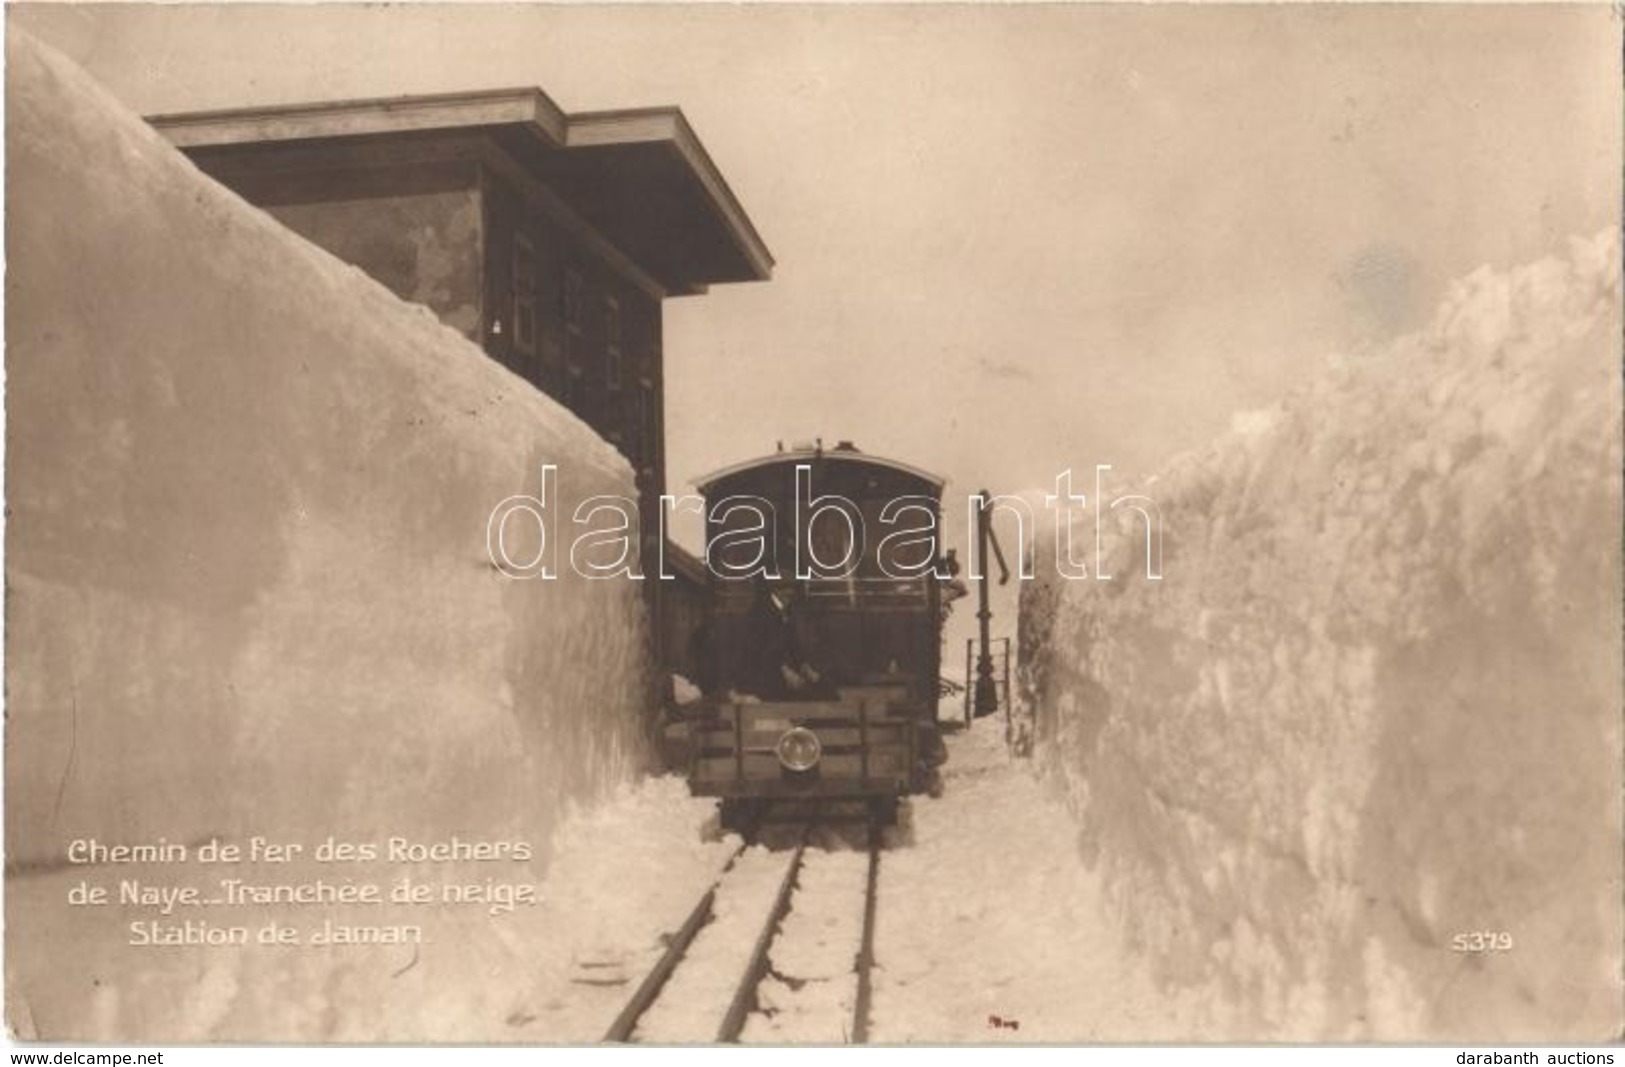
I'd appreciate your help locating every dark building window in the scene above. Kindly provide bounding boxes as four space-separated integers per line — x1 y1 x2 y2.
637 356 657 473
644 342 659 454
562 335 582 409
561 266 584 409
604 296 623 391
562 266 584 335
512 234 537 358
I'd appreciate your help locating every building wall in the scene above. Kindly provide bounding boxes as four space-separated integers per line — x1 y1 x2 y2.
192 156 487 343
6 31 654 1041
268 184 484 340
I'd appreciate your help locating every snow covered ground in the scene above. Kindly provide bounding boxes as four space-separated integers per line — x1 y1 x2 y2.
483 776 734 1041
188 718 1158 1044
1020 230 1623 1041
467 720 1192 1044
871 721 1199 1042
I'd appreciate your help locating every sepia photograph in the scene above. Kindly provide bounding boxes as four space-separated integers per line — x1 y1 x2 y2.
3 1 1621 1049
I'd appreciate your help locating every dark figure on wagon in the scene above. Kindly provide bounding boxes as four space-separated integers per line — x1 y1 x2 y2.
741 580 835 701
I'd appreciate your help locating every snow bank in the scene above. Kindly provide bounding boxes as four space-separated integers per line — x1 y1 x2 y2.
1020 231 1622 1040
5 30 652 1041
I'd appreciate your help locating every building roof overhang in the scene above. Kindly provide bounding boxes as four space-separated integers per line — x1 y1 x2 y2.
148 87 773 295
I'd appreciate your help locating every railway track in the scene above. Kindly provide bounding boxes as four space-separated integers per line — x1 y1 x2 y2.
603 817 883 1044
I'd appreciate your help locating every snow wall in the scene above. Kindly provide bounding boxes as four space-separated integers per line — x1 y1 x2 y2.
1019 231 1622 1041
6 32 652 1040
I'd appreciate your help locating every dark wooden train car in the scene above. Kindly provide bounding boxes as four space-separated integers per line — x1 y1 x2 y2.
683 442 947 826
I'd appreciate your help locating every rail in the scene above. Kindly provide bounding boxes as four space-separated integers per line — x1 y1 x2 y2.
604 816 885 1044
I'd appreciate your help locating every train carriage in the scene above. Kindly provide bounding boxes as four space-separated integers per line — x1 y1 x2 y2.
681 442 947 827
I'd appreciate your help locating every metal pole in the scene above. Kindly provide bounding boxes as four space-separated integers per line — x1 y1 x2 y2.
974 491 999 718
963 638 973 725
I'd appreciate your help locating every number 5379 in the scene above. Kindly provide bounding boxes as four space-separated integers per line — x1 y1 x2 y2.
1451 931 1513 952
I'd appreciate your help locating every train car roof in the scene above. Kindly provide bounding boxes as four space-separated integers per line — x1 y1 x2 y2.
694 447 946 496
